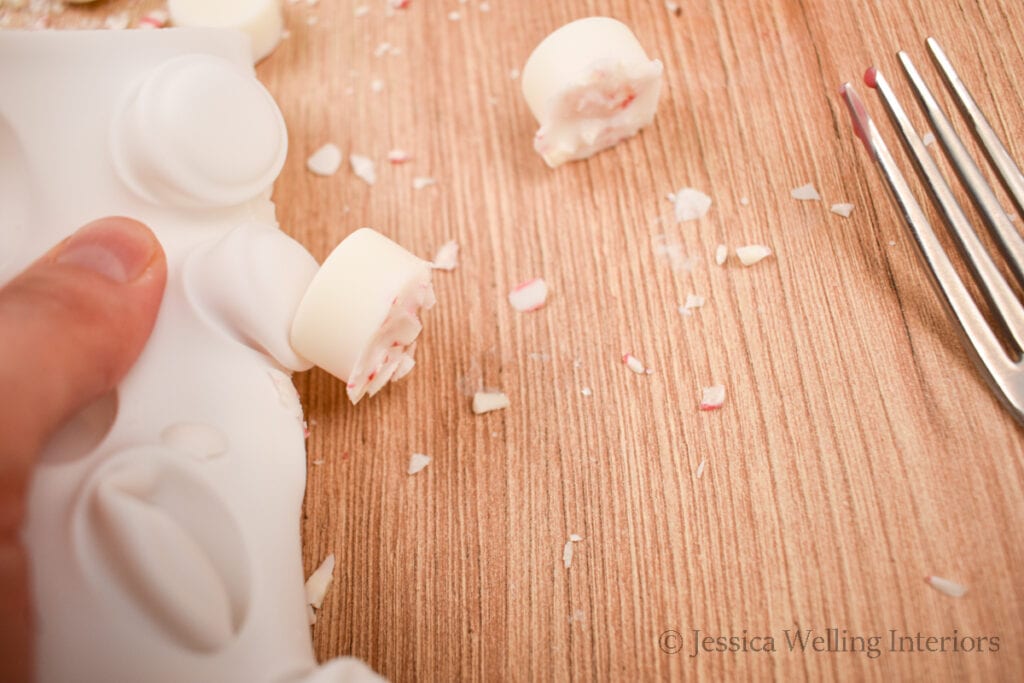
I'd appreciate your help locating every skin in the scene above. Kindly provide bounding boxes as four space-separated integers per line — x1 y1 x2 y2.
0 217 167 683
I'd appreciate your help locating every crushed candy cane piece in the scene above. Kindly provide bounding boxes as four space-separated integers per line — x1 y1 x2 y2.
922 131 936 146
354 5 370 17
664 0 681 13
304 554 335 609
408 453 431 475
479 2 490 11
925 575 967 598
580 387 593 397
791 183 821 201
622 353 647 375
104 12 130 30
387 148 412 164
508 278 548 311
509 68 520 80
715 244 727 265
412 176 437 189
683 293 705 310
138 9 169 29
431 240 459 270
672 187 712 222
448 10 460 20
306 143 342 176
473 391 510 414
569 533 583 542
696 459 707 479
739 196 750 206
699 384 725 410
388 0 410 8
349 154 376 185
830 203 855 217
373 41 393 57
736 245 772 266
369 78 384 93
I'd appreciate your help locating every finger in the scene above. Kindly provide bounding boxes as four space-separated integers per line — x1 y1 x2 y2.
0 216 167 525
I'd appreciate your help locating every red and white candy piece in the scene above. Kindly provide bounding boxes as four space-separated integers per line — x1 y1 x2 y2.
622 353 649 375
508 278 548 311
699 384 725 410
290 228 435 404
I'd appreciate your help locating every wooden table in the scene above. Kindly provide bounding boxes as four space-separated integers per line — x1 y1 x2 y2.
6 1 1024 680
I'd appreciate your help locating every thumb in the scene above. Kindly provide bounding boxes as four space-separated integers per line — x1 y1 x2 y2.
0 216 165 683
0 216 167 521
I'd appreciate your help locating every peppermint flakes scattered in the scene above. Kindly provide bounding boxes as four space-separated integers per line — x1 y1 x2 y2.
699 384 726 410
925 575 967 598
670 187 712 222
791 183 821 201
349 154 376 185
306 143 342 176
431 240 459 270
408 453 431 475
508 278 548 311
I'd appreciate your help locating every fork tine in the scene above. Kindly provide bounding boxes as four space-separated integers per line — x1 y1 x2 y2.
898 49 1024 293
872 60 1024 354
927 37 1024 223
839 81 1012 379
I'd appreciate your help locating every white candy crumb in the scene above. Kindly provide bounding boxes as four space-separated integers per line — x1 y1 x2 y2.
508 278 548 312
431 240 459 270
306 604 317 625
448 10 460 20
622 353 647 375
369 78 385 93
715 244 727 266
473 391 510 414
791 183 821 201
672 187 712 222
739 196 750 206
925 575 967 598
580 387 592 397
354 4 370 16
412 176 437 189
569 533 583 542
408 453 431 475
830 203 855 218
388 0 410 8
563 541 574 568
104 12 130 30
736 245 772 266
387 149 412 164
373 41 393 57
306 16 319 26
479 2 490 10
696 459 707 479
683 293 705 310
509 68 520 80
699 384 726 411
304 554 335 609
349 154 377 185
922 131 936 146
664 0 681 13
306 143 342 176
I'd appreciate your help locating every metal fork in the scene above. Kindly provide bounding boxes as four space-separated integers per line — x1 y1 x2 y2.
839 37 1024 426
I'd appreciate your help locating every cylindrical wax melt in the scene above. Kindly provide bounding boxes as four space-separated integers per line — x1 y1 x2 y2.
168 0 284 63
521 17 663 167
290 228 436 404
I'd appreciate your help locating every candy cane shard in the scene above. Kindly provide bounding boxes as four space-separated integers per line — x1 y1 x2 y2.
304 554 335 609
509 278 548 311
521 17 663 168
290 228 435 404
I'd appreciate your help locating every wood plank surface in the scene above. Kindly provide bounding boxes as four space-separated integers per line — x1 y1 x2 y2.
5 1 1024 680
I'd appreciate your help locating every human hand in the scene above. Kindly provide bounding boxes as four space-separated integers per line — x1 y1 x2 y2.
0 217 167 682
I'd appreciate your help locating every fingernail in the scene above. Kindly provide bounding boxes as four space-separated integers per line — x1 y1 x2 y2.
55 217 159 283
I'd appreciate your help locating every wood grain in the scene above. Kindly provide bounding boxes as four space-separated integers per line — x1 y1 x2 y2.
6 0 1024 680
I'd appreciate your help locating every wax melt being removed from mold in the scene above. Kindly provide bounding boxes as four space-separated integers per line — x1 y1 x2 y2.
290 228 435 404
521 17 663 167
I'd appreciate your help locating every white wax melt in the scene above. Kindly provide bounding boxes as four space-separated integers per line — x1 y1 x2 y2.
168 0 284 63
290 228 436 404
521 17 663 167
